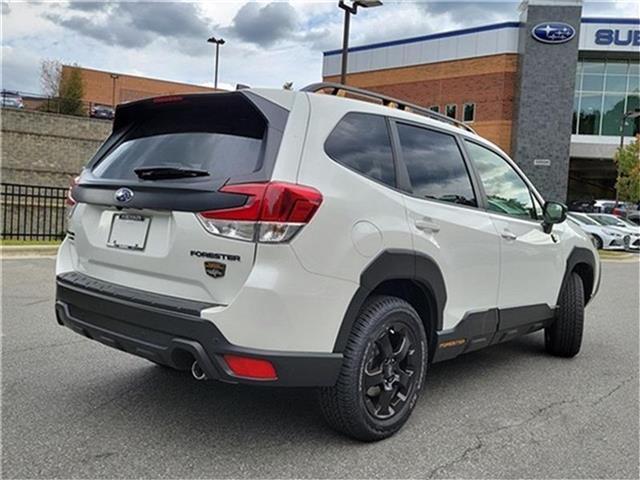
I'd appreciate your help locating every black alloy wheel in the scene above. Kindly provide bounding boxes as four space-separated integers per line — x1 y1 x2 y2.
362 323 419 420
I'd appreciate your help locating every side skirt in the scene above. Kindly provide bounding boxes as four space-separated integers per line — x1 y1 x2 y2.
432 304 555 363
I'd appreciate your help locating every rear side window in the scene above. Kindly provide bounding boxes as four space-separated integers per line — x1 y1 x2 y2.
92 97 267 182
397 123 476 207
325 113 395 187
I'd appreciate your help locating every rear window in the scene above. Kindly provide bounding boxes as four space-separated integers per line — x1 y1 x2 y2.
92 96 267 182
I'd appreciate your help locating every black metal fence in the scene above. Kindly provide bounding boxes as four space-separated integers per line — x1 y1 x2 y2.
1 183 68 241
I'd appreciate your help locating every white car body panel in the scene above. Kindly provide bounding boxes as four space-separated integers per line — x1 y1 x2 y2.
489 214 564 309
404 199 500 330
292 94 413 283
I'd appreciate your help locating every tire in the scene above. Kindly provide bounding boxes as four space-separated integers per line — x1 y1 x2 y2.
319 295 427 441
592 235 603 250
545 273 584 358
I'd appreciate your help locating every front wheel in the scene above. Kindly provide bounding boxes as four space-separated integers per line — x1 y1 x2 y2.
319 296 427 441
592 235 603 250
545 273 584 357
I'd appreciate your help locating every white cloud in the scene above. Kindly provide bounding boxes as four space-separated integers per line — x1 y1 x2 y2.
0 1 637 94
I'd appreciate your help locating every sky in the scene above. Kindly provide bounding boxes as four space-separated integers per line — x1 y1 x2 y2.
1 0 638 94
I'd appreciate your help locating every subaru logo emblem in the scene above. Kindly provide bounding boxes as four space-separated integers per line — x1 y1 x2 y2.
532 22 576 44
114 188 134 203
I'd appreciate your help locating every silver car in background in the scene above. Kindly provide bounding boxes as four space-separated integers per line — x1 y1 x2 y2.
588 213 640 251
568 213 625 250
1 91 24 109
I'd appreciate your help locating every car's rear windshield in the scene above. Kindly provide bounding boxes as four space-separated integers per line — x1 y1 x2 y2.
92 97 267 182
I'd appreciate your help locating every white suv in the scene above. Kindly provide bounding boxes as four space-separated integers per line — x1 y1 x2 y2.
56 84 600 441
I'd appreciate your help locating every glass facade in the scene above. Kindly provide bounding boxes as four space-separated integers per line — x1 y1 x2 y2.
573 59 640 136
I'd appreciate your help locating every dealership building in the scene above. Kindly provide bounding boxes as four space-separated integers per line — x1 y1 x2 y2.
322 0 639 202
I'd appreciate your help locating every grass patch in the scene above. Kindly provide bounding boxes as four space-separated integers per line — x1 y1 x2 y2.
0 239 62 246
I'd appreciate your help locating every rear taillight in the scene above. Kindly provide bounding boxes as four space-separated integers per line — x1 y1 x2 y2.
197 181 322 243
66 175 80 206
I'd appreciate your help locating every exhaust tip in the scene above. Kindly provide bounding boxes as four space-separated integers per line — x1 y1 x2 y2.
191 361 207 381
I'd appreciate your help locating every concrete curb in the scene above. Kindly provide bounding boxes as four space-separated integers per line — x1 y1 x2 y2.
0 245 60 258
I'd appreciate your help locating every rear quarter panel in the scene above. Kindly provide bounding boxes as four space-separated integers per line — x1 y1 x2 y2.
290 94 413 283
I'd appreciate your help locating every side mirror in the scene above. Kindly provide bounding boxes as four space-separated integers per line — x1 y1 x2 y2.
542 201 567 234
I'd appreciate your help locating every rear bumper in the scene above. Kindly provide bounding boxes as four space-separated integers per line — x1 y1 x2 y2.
55 272 342 387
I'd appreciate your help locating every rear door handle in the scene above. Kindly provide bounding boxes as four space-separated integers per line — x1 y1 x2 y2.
501 229 517 241
415 218 441 233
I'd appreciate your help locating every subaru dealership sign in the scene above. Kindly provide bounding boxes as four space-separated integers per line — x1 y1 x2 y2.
532 22 576 44
580 19 640 52
595 28 640 46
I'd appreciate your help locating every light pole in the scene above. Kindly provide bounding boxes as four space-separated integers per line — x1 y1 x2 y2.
338 0 382 85
110 73 119 108
615 108 640 205
207 36 225 89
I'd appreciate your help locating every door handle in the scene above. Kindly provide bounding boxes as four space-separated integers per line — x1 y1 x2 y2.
415 218 441 233
501 229 517 241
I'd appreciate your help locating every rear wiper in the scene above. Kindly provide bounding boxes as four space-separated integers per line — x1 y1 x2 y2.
134 166 210 180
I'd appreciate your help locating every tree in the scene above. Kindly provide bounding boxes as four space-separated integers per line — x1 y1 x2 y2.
40 59 62 97
614 139 640 203
58 65 85 116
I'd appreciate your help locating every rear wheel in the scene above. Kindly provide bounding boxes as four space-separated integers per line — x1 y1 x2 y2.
319 296 427 441
545 273 584 357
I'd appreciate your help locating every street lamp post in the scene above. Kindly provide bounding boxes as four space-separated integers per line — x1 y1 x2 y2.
615 108 640 205
207 36 225 89
110 73 119 108
338 0 382 85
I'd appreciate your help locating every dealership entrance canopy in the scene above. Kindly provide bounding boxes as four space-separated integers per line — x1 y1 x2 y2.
322 0 639 202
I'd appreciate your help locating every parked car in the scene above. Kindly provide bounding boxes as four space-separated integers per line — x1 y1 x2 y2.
568 199 595 213
588 213 640 251
56 85 600 441
592 200 635 216
90 104 115 120
592 199 616 213
567 213 625 250
627 211 640 226
1 90 24 109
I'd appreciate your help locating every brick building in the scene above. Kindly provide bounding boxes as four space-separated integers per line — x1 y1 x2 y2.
323 0 639 201
61 65 217 108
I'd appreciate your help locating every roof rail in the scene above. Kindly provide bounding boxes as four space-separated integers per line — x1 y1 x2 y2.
301 82 476 134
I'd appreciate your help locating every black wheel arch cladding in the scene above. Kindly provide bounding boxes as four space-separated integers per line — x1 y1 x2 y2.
560 247 597 306
333 246 597 355
333 249 446 353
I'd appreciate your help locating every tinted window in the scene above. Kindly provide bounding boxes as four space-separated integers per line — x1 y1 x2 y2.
93 100 266 182
465 141 537 220
94 133 263 181
397 124 476 206
325 113 395 186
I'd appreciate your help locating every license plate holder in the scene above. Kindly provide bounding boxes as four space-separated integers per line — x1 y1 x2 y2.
107 213 151 250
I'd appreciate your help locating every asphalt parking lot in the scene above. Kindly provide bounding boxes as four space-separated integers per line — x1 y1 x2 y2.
2 257 638 479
